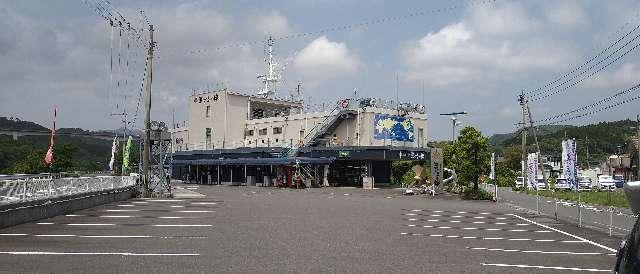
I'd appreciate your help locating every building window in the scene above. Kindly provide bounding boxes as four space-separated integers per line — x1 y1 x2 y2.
205 105 211 118
205 128 212 148
246 129 254 136
273 127 283 134
259 128 268 135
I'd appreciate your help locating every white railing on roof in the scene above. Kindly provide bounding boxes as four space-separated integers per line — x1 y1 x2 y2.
0 176 137 205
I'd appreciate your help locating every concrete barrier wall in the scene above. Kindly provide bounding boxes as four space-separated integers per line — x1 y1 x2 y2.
0 187 135 229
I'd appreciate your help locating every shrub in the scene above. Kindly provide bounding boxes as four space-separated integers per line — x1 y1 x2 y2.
462 187 494 201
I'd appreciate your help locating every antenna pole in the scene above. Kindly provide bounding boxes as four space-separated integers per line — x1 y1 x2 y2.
142 24 155 198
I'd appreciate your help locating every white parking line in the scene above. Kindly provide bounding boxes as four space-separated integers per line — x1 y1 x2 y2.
105 209 140 212
401 232 582 243
131 202 148 204
191 202 217 205
0 251 200 256
67 224 115 226
467 247 615 256
177 210 213 213
36 223 53 225
0 234 28 236
481 263 610 272
147 200 184 202
99 216 134 218
509 214 616 252
170 206 185 208
153 224 212 227
65 215 84 217
117 205 135 207
34 235 76 237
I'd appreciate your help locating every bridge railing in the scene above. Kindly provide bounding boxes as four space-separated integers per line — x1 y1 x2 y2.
0 176 137 205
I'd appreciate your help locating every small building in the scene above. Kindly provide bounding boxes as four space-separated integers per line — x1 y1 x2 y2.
170 90 429 187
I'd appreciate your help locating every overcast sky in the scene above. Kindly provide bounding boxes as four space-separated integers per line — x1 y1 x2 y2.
2 0 640 140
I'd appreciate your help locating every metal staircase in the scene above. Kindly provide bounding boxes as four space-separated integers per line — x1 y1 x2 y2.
286 106 356 157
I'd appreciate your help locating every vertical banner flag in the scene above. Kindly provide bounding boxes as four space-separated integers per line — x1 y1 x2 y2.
527 153 538 189
44 108 57 166
562 139 578 189
430 148 443 185
489 153 496 180
109 136 117 171
123 136 133 174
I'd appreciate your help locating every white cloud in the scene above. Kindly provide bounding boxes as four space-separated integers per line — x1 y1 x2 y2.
545 0 587 29
292 36 361 86
401 2 580 90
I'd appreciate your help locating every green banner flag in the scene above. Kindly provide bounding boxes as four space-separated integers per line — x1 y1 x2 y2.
122 136 133 174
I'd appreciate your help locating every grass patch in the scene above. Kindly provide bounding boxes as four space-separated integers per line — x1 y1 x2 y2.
518 189 629 208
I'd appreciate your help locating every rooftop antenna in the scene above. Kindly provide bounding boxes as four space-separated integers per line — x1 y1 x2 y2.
439 111 468 141
257 36 281 98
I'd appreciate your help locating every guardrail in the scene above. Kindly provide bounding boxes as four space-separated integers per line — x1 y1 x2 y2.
0 176 137 205
483 183 638 237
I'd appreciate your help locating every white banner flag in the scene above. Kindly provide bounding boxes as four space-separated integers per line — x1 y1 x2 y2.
489 153 496 180
527 153 538 189
562 139 578 189
109 136 117 171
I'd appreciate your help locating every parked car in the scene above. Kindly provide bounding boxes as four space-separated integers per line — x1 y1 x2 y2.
614 174 626 189
614 181 640 273
535 176 548 190
599 175 616 191
514 176 524 189
554 177 571 191
578 176 593 191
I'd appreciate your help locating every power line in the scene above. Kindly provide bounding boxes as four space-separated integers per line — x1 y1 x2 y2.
524 23 640 98
182 0 496 56
536 83 640 123
529 34 640 102
540 83 640 125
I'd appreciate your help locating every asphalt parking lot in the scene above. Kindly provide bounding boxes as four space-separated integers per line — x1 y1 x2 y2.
0 183 622 273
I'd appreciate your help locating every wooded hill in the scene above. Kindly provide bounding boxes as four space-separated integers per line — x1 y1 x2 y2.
0 117 137 174
490 119 636 166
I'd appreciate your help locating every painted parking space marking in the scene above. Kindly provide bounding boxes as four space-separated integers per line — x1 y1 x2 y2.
0 234 207 239
67 223 116 226
152 224 212 227
404 218 531 226
509 214 616 252
481 263 610 272
466 247 615 256
401 232 584 243
59 214 204 219
35 222 211 227
0 251 200 256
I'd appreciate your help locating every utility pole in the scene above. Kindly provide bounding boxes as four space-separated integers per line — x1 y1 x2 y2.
585 135 590 169
142 24 155 198
637 114 640 180
519 93 527 177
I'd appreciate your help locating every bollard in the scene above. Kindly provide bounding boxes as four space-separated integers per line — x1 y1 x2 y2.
609 207 613 237
554 197 558 220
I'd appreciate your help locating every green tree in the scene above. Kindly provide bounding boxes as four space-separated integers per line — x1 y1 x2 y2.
503 145 522 172
447 127 491 192
7 144 76 174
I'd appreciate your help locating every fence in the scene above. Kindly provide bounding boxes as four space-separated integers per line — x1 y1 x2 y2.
0 176 137 205
483 183 638 237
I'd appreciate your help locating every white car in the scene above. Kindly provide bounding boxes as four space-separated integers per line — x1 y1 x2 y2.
598 175 616 191
514 176 524 189
578 176 592 190
535 177 548 190
554 177 571 190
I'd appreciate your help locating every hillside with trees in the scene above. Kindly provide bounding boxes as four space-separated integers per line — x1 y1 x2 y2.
0 117 138 174
491 119 635 167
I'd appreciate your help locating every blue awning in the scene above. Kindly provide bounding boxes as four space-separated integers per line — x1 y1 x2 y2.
173 157 335 166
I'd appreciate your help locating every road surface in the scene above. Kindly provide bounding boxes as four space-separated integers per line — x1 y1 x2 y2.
0 183 621 273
